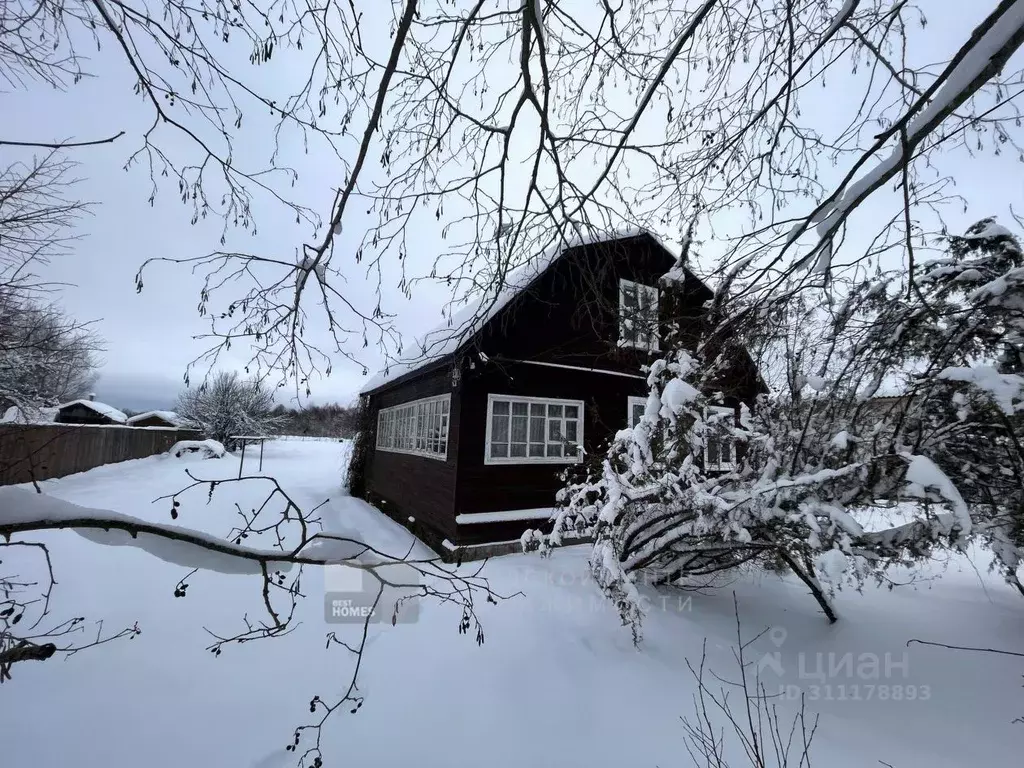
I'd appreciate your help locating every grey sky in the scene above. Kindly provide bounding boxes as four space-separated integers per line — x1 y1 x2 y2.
6 2 1023 412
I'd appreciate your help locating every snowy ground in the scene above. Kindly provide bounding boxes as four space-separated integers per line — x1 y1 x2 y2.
3 440 1022 767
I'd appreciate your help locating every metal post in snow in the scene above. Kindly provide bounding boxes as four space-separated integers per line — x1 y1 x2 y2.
238 439 246 479
259 438 264 472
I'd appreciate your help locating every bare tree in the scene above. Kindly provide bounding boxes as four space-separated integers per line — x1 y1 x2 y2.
0 151 85 297
174 370 284 445
683 598 819 767
0 293 103 411
0 150 102 416
5 1 1024 764
274 403 358 438
1 0 1021 392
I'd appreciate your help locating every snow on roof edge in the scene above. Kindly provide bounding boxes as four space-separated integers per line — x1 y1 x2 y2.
359 228 701 396
127 410 186 426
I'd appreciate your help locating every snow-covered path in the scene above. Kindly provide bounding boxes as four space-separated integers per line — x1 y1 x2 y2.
2 441 1022 767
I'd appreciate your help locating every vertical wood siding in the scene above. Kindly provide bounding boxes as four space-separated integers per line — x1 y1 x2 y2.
363 366 460 539
0 425 203 485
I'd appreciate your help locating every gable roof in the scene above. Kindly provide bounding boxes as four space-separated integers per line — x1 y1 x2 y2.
127 410 187 427
57 399 128 424
359 228 708 396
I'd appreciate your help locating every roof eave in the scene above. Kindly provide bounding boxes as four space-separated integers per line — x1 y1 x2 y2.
358 354 457 399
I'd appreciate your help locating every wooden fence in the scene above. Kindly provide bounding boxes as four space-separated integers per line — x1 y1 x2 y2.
0 424 203 486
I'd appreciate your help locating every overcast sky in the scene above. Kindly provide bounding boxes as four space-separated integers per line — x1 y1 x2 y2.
6 2 1023 412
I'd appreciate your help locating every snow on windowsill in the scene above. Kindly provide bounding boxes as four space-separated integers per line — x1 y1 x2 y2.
442 537 532 551
455 508 556 525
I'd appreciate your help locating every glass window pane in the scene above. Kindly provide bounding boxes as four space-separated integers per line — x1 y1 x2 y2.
564 405 578 419
510 443 527 457
565 420 577 442
492 413 509 443
511 413 528 440
707 438 720 466
529 416 545 443
565 443 579 457
546 443 563 457
548 419 562 442
530 403 545 417
492 400 509 415
512 401 528 416
622 283 638 309
547 404 562 418
491 442 508 458
529 444 545 457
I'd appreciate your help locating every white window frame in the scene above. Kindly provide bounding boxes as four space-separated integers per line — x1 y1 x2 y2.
617 279 660 352
375 393 451 461
484 394 584 465
703 405 737 472
628 396 647 428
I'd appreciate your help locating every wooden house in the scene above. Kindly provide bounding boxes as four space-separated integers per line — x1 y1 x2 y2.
354 230 763 559
127 410 189 429
55 398 128 426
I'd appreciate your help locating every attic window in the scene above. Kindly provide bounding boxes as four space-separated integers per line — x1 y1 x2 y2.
618 279 659 352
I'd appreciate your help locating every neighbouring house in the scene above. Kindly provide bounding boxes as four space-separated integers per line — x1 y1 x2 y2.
127 410 190 429
353 229 765 558
55 396 128 426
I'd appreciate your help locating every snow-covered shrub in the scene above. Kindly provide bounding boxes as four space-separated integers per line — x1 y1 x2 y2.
532 218 1024 638
344 397 374 498
169 439 227 459
174 371 283 447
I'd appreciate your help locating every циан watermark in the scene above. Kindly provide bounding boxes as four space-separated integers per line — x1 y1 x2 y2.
756 626 932 703
323 561 420 625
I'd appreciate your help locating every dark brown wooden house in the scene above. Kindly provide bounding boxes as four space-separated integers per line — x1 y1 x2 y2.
55 398 128 426
355 230 763 558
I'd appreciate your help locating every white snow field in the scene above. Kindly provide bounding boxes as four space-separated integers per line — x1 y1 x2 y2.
2 440 1022 767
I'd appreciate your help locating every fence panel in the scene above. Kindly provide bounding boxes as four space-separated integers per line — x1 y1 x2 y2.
0 425 203 485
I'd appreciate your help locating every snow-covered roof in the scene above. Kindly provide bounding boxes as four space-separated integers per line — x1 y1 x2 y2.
57 399 128 424
127 410 187 427
359 228 699 395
